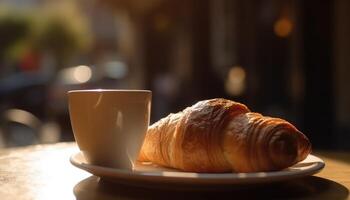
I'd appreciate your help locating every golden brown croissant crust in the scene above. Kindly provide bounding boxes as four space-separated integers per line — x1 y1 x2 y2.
138 98 311 173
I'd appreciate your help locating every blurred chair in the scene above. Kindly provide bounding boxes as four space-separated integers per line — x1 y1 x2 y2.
0 109 41 147
0 108 61 148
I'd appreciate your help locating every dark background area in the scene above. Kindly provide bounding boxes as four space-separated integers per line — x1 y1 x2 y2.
0 0 349 150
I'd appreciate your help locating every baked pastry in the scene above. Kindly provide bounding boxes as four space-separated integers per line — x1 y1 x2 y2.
138 98 311 172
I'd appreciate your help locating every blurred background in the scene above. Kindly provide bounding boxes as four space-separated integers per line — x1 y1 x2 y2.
0 0 349 150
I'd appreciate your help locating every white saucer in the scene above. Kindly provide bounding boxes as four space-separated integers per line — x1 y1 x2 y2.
70 152 325 187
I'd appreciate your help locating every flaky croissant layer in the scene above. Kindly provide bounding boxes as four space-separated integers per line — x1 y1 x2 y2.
138 98 311 173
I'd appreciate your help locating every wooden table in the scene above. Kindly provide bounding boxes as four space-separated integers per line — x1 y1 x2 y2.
0 142 349 200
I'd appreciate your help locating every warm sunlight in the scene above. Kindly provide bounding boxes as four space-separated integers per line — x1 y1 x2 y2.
30 147 89 200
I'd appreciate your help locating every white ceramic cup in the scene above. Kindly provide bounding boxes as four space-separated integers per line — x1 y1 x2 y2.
68 89 151 169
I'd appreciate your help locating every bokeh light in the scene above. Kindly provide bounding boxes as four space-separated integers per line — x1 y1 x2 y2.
274 18 293 38
73 65 92 83
225 66 246 96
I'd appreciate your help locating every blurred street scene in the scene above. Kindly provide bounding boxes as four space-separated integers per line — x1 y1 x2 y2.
0 0 349 150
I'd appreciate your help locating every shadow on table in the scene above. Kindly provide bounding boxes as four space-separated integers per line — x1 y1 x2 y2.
73 176 349 200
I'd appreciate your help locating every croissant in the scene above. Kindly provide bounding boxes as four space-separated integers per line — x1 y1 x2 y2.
138 98 311 173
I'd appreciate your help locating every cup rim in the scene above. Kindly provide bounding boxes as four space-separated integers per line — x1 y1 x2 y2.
68 89 151 94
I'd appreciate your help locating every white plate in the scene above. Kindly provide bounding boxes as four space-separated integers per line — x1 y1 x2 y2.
70 152 325 188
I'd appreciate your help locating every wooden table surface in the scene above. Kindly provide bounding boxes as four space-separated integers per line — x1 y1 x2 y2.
0 142 349 200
